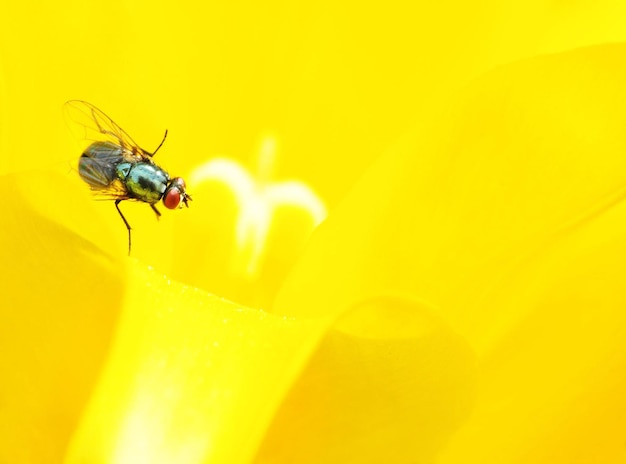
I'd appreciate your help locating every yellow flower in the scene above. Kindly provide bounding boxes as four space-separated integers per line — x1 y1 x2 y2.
3 1 626 463
172 137 327 308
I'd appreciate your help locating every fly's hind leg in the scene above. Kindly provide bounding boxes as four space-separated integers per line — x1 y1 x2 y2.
115 199 132 256
150 203 161 221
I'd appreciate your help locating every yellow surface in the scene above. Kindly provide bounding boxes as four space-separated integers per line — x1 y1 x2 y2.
2 1 626 463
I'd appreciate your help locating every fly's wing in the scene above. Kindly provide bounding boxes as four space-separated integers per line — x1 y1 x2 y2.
64 100 152 162
78 143 130 200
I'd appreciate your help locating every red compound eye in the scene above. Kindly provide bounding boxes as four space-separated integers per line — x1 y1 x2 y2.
163 187 181 209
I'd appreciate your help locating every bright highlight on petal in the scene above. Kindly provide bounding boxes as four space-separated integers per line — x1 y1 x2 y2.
63 261 334 464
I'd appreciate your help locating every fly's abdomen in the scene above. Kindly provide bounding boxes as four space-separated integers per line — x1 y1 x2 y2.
124 163 169 203
79 141 124 188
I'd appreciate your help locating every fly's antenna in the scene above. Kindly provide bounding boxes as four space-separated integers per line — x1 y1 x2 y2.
152 129 168 156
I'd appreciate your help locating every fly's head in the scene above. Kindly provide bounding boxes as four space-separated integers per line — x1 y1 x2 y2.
163 177 192 210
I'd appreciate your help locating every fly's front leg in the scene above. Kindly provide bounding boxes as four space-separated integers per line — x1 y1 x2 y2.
150 203 161 221
115 199 132 255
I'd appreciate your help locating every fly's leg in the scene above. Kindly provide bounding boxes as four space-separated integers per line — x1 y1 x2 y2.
150 204 161 220
151 129 168 157
115 199 132 256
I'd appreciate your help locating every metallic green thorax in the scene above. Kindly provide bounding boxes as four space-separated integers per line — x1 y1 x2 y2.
116 162 169 204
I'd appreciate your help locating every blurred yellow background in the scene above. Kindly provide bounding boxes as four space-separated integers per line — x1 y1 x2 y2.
4 1 626 463
4 0 626 306
3 0 626 197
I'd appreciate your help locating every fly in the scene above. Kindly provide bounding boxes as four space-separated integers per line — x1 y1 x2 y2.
65 100 191 254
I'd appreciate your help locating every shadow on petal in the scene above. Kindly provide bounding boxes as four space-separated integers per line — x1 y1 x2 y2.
255 295 475 463
0 171 125 462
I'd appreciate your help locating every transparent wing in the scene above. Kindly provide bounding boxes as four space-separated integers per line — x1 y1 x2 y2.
64 100 152 161
78 142 130 200
90 179 131 201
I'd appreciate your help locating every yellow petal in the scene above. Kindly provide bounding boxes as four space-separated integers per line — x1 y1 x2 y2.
256 295 475 463
0 171 124 462
64 261 333 464
0 170 335 464
6 2 626 463
273 43 626 462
